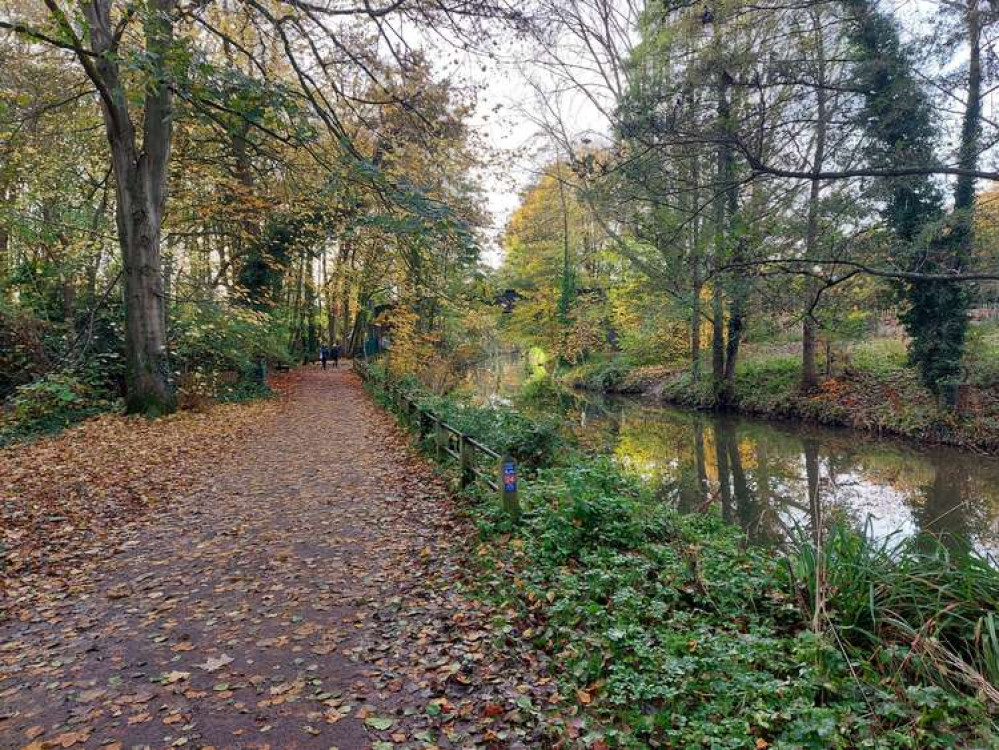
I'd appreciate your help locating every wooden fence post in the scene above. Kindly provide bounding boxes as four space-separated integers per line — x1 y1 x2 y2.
460 436 474 489
499 455 520 521
433 417 443 459
374 379 524 513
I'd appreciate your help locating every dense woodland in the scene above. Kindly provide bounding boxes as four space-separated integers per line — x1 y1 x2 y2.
3 0 999 441
0 0 499 432
495 1 999 418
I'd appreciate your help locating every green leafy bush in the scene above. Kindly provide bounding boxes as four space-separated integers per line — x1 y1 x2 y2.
1 370 115 444
10 372 92 422
566 356 635 391
532 460 648 561
420 394 562 470
170 302 289 403
964 325 999 388
364 362 563 470
0 304 56 400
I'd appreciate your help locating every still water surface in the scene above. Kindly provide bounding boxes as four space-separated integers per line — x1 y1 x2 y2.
463 355 999 557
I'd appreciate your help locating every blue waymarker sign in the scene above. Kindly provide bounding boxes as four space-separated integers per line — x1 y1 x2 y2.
503 460 517 492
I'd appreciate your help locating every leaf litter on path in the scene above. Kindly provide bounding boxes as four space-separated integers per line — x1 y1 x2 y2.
0 367 569 748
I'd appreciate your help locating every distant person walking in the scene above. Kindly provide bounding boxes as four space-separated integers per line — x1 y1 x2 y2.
320 346 328 370
331 344 341 368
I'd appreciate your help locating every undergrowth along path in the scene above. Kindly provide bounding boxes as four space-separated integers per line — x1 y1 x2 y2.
1 367 558 749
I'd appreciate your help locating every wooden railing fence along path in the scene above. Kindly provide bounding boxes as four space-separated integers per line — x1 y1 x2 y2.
355 361 520 520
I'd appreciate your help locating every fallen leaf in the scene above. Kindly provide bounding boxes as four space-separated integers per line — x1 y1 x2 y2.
53 731 88 748
197 654 233 673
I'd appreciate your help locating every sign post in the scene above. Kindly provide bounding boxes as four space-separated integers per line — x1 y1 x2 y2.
500 456 520 521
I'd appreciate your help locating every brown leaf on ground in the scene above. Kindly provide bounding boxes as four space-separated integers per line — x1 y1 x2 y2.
1 368 569 749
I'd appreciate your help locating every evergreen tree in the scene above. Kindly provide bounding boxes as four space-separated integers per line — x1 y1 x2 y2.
844 0 969 395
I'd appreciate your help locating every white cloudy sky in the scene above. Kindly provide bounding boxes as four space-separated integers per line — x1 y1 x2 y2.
414 12 622 267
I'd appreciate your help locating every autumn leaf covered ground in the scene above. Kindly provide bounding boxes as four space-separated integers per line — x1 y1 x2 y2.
1 367 563 749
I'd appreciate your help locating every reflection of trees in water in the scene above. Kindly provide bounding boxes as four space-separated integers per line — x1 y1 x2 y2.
728 424 755 539
714 422 733 525
916 462 972 553
522 386 999 553
676 419 710 514
803 438 823 547
709 420 787 547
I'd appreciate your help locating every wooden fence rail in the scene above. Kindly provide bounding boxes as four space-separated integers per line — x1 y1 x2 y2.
355 360 520 519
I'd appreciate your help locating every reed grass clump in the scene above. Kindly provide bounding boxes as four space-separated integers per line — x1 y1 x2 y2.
787 523 999 705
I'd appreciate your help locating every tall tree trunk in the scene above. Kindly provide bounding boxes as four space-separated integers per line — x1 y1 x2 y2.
115 154 174 414
556 160 573 331
953 0 981 257
341 292 352 353
321 247 336 346
348 305 366 356
711 67 735 396
691 281 702 383
711 251 726 389
689 154 702 384
802 12 829 391
79 0 178 415
289 250 306 358
722 288 745 395
0 183 10 289
232 121 261 275
802 317 818 389
339 240 356 352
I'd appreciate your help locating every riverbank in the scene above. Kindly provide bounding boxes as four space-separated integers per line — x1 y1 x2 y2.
362 361 999 748
564 340 999 454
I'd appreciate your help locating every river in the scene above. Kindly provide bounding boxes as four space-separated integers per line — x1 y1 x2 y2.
462 354 999 558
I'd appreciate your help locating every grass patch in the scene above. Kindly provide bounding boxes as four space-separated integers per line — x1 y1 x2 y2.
733 354 801 413
850 339 909 378
966 325 999 388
